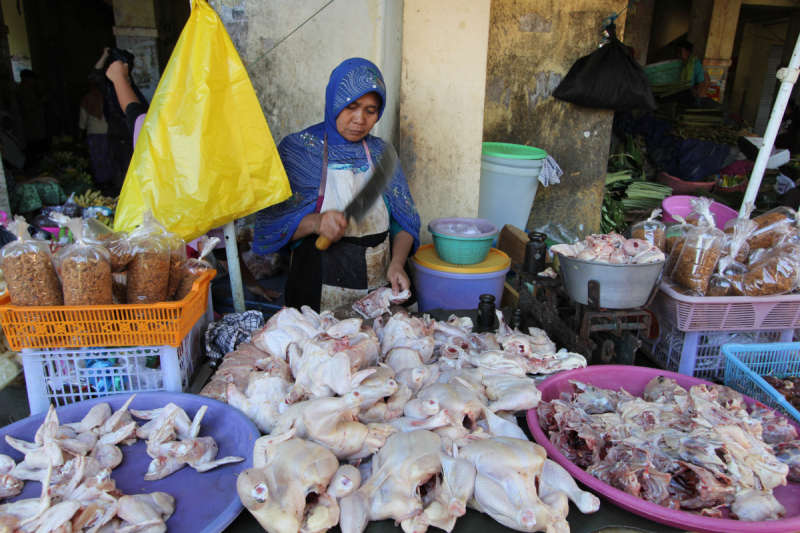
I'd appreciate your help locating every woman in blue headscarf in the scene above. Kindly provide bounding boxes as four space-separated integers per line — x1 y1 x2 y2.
254 58 421 312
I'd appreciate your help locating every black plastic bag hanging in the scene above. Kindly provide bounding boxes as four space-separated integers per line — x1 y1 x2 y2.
552 25 657 111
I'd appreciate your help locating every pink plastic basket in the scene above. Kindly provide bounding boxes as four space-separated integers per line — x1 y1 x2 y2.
527 365 800 533
661 195 739 228
652 282 800 332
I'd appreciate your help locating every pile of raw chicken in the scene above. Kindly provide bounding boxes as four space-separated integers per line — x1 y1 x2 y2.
200 306 598 533
0 397 242 532
539 377 800 521
551 233 665 264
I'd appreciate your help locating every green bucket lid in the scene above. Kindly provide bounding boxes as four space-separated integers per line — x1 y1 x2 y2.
482 142 547 160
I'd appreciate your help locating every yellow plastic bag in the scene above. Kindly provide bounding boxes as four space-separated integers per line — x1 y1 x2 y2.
115 0 291 241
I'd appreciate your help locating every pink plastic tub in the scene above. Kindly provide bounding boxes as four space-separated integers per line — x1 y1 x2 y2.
527 366 800 533
662 195 739 228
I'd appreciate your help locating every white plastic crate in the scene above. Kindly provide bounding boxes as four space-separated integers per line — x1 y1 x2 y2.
639 320 793 381
21 292 213 414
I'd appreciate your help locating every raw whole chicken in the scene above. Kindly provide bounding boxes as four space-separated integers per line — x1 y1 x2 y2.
339 430 476 533
300 392 398 460
415 383 527 445
374 314 435 363
459 437 598 533
237 432 343 533
352 287 412 319
252 308 324 358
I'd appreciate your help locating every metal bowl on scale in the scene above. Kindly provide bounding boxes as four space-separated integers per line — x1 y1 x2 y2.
556 254 665 309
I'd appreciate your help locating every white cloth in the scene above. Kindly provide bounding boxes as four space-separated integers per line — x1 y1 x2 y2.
539 155 563 187
78 107 108 135
319 163 391 310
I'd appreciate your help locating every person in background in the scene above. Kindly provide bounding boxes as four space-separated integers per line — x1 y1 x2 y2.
104 59 281 302
676 40 708 98
78 83 114 190
0 113 26 172
17 70 49 160
91 47 148 195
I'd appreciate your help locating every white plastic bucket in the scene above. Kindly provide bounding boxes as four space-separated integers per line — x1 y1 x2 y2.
478 158 541 233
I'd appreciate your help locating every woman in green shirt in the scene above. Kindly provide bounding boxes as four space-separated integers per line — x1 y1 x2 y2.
676 40 705 93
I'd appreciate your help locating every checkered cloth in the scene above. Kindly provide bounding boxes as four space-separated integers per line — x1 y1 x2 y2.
539 156 563 187
205 311 265 359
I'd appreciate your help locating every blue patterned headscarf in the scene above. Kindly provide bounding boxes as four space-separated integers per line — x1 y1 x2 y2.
253 58 420 255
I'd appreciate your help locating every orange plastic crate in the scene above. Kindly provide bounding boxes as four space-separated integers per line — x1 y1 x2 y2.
0 270 215 350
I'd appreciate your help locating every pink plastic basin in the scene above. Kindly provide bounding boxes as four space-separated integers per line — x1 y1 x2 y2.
662 195 739 229
527 365 800 533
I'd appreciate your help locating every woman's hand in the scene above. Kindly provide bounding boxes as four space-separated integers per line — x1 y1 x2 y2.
95 47 111 69
106 61 129 83
316 211 348 243
387 259 410 300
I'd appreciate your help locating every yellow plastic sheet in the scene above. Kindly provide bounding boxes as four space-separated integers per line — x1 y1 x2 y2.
114 0 291 241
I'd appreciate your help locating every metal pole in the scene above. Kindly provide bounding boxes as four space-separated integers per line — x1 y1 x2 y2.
739 34 800 216
223 220 246 313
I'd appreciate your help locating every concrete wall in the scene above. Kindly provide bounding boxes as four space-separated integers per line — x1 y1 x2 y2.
2 0 29 58
728 21 787 126
482 0 627 238
399 0 491 244
211 0 403 147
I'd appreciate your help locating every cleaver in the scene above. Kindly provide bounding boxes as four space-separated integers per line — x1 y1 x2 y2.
315 141 398 250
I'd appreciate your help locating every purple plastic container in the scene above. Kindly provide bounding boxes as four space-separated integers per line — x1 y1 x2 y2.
411 259 510 311
0 392 258 533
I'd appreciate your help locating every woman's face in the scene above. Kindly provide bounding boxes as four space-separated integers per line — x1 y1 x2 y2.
676 47 690 62
336 92 381 142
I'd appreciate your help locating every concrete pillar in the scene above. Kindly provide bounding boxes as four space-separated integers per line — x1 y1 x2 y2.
623 0 655 65
399 0 492 244
111 0 163 103
694 0 741 101
688 0 714 59
482 0 628 238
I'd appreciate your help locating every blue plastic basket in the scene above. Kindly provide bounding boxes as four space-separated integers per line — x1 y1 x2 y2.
723 342 800 423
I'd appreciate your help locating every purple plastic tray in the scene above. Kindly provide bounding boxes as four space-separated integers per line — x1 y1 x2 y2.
428 217 499 238
0 392 258 533
527 366 800 533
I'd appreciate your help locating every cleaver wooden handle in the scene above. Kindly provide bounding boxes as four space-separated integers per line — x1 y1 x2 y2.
316 235 333 250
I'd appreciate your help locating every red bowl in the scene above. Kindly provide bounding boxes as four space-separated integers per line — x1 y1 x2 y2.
526 365 800 533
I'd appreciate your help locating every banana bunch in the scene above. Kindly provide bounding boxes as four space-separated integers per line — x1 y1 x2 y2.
74 190 118 210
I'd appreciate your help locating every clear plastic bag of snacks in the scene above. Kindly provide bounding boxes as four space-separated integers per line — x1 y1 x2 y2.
56 218 112 306
748 206 799 250
0 216 63 306
631 208 666 251
672 224 725 296
730 249 800 297
150 218 187 298
127 211 171 304
175 235 219 301
722 218 757 265
665 215 694 255
685 197 716 227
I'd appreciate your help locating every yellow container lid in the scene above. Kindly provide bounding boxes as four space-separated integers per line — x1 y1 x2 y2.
412 244 511 274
